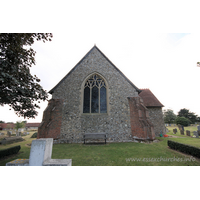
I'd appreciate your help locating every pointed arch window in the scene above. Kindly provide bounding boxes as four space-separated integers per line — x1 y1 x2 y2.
83 74 107 113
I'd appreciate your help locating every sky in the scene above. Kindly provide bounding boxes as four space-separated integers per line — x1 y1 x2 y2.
1 0 200 123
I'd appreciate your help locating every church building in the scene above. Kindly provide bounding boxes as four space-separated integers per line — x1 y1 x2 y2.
38 46 165 143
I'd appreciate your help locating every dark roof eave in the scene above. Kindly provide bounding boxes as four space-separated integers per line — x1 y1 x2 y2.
146 105 164 108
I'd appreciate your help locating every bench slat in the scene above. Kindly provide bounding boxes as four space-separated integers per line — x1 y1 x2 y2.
84 135 106 139
83 133 107 144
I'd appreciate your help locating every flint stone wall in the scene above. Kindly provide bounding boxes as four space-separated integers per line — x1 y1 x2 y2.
51 47 138 143
148 107 166 136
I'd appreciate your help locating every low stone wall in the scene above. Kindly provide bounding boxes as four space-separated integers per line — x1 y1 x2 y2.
0 136 24 145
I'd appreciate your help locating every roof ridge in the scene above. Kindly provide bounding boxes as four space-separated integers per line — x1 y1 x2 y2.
49 46 141 94
49 46 96 94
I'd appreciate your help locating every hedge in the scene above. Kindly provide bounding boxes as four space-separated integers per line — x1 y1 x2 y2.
0 145 21 159
168 140 200 158
31 132 37 138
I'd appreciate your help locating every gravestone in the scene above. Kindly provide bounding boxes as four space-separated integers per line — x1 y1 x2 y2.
197 125 200 131
186 130 190 136
178 124 182 131
1 136 24 145
180 130 184 135
0 132 4 135
7 131 12 137
173 128 177 134
193 131 199 138
6 138 72 166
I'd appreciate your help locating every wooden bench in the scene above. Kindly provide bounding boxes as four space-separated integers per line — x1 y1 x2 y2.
83 133 107 144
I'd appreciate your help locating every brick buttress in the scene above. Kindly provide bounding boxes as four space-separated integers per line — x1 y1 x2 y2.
128 97 155 140
37 99 63 139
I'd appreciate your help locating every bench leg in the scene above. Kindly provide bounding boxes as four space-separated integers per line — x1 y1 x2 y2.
84 139 85 144
105 139 106 144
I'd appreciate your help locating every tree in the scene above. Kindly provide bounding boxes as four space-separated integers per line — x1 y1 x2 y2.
175 116 190 126
178 108 190 118
0 33 53 118
15 121 25 133
163 109 177 124
178 108 198 124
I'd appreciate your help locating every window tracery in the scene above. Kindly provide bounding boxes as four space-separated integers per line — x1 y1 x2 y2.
83 74 107 113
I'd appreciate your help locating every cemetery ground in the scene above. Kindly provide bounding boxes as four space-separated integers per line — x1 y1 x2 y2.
0 126 200 166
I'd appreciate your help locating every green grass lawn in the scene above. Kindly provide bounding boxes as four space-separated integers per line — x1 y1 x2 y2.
0 130 36 166
166 125 200 148
0 126 200 166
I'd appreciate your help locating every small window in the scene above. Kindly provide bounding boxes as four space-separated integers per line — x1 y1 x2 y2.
83 74 107 113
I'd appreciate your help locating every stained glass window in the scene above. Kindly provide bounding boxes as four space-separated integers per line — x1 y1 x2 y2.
100 87 107 113
83 87 90 113
83 74 107 113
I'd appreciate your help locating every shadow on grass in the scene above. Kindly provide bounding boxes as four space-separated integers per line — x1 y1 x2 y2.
83 142 107 145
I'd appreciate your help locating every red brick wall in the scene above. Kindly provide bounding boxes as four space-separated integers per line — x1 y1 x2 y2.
37 99 63 139
128 97 155 140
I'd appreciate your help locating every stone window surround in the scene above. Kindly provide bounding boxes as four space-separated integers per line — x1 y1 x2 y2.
80 72 110 115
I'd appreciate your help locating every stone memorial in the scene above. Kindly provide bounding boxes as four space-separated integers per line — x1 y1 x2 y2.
173 128 177 134
193 131 199 138
6 138 72 166
186 130 190 136
1 136 24 145
7 131 12 137
180 130 184 135
197 131 200 136
178 124 182 131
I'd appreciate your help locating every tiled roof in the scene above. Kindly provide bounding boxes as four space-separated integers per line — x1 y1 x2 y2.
139 89 164 107
26 123 40 127
0 123 41 129
0 123 15 129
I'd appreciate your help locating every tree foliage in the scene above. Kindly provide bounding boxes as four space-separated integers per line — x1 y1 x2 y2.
163 109 176 124
175 116 190 126
0 33 53 118
178 108 198 124
15 121 25 131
